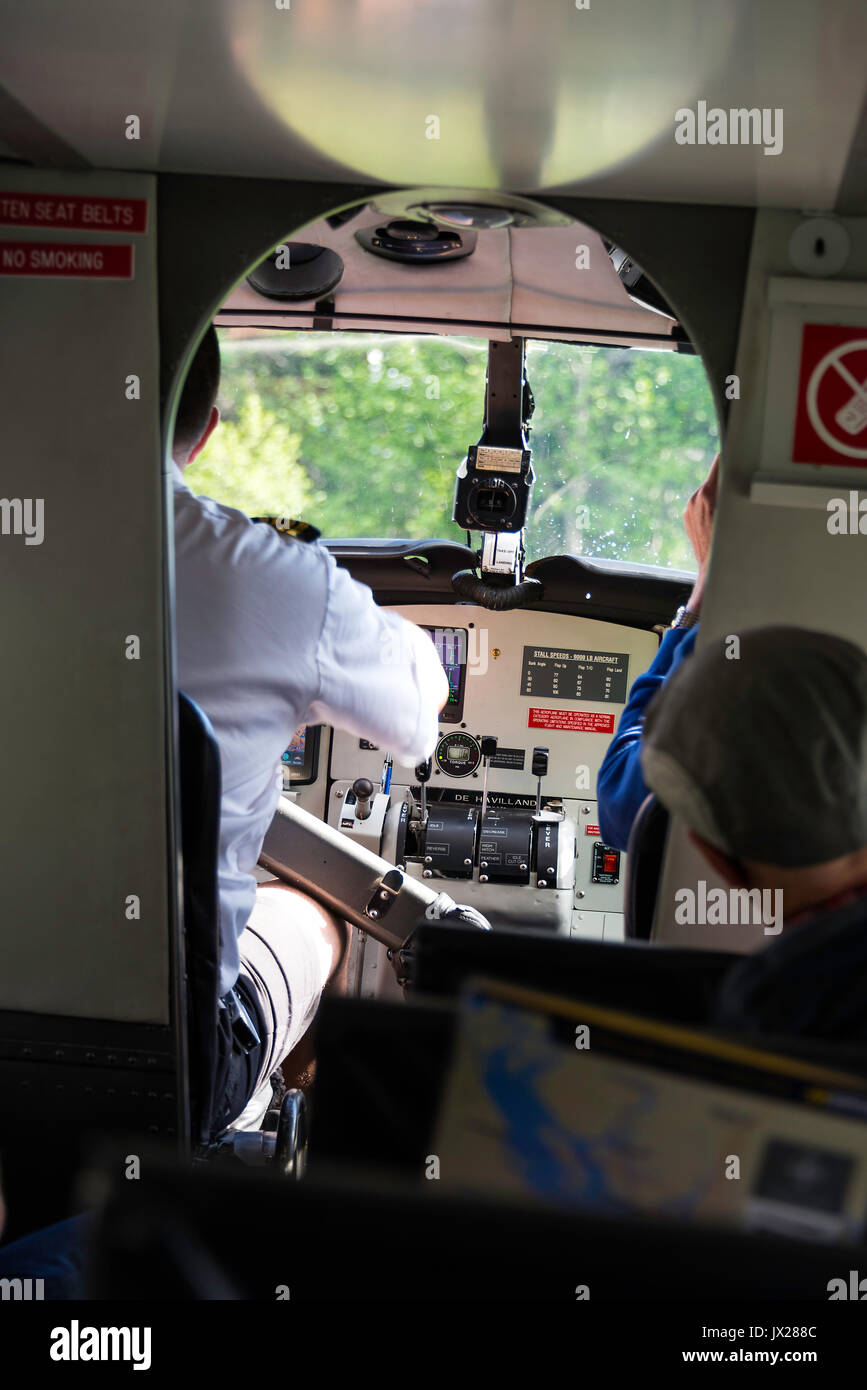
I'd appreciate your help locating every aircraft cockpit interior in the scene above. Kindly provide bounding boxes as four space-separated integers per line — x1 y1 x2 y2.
209 201 708 998
3 0 867 1339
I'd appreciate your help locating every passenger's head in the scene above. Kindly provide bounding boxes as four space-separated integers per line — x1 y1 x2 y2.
172 325 220 467
641 626 867 918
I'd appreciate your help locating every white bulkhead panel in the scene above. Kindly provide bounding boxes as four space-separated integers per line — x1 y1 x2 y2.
0 170 169 1022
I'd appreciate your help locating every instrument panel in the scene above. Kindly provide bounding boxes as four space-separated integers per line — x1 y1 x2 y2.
281 603 658 947
270 602 658 1001
330 605 655 803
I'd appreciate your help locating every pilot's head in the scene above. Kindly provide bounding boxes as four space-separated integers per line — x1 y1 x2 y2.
172 325 221 468
640 626 867 923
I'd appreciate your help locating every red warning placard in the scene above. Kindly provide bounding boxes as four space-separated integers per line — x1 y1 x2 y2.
528 708 615 734
0 191 147 233
584 823 601 836
0 241 134 279
792 323 867 465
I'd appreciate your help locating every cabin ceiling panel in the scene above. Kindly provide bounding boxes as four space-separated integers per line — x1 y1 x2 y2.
0 1 865 211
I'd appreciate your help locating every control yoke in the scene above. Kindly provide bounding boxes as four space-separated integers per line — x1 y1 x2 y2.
259 795 491 977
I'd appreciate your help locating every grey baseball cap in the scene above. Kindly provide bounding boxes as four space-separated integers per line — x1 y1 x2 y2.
640 626 867 867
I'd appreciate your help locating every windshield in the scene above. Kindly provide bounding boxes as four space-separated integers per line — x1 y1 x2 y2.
188 328 718 571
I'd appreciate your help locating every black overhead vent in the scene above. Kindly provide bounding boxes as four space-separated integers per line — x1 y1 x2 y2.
355 218 477 264
247 242 344 300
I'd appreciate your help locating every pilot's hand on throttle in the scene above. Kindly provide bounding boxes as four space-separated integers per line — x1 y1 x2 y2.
683 452 719 614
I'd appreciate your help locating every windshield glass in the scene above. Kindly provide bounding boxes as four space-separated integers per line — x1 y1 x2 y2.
188 328 717 571
524 339 718 568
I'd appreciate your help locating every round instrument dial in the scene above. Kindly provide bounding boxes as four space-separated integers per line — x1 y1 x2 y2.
435 731 481 778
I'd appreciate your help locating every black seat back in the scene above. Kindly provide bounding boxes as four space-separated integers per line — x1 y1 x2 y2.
410 922 736 1024
87 1150 859 1302
178 691 222 1151
624 793 670 940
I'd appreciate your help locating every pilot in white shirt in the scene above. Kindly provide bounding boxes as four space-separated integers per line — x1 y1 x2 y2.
172 327 447 1131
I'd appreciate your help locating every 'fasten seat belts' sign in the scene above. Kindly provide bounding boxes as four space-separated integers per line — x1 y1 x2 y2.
792 323 867 465
0 191 147 233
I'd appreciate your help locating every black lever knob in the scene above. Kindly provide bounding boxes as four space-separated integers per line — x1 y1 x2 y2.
414 757 432 823
351 777 375 821
531 746 549 779
479 737 497 822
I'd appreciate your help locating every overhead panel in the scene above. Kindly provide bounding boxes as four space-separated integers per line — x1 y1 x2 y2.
219 205 513 335
217 210 678 347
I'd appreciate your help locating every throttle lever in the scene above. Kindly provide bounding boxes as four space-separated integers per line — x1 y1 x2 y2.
532 746 549 815
351 776 375 822
414 756 432 823
479 736 498 822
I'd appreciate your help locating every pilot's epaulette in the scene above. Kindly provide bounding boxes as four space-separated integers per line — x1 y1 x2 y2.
252 515 321 543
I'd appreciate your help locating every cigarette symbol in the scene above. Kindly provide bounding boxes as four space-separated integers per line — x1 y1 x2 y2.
833 361 867 436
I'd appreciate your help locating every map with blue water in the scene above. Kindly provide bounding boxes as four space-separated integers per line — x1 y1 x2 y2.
433 989 867 1232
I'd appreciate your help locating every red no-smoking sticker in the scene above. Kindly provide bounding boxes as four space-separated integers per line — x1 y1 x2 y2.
792 323 867 465
0 241 134 279
528 708 615 734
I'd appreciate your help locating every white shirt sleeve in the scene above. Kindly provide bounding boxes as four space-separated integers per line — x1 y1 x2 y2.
305 547 446 767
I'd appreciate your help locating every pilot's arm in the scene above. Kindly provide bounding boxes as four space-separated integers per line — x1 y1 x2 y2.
304 547 449 766
597 453 719 851
597 625 698 849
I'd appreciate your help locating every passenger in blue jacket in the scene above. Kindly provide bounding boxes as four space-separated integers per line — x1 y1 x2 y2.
597 454 719 850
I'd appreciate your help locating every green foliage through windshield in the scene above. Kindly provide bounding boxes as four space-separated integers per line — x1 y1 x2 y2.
187 329 718 571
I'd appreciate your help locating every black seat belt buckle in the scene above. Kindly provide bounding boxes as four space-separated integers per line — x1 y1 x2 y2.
220 987 261 1055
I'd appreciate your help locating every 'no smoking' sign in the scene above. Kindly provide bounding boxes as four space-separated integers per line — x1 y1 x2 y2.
793 323 867 465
